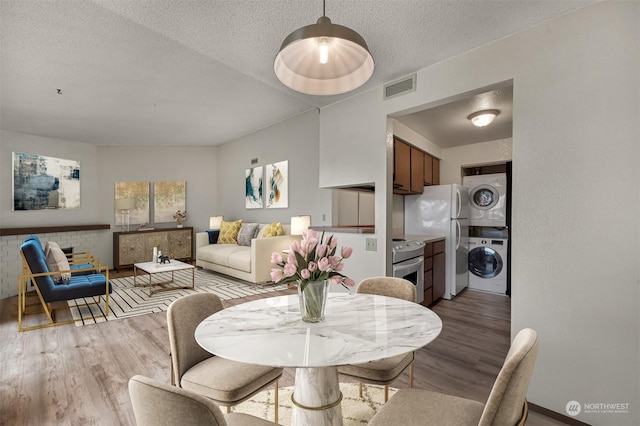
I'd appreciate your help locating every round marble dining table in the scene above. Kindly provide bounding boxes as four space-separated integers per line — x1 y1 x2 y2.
195 293 442 426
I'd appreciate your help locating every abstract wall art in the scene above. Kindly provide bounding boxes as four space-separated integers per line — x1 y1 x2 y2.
245 166 263 209
265 160 288 209
154 181 186 222
115 181 149 226
12 152 80 210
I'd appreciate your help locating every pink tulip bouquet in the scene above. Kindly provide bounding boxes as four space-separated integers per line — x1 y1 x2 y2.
270 229 356 292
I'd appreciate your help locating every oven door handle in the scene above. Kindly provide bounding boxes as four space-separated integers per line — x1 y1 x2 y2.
393 256 424 275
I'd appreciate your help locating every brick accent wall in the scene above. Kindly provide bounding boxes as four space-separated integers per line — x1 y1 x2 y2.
1 231 100 299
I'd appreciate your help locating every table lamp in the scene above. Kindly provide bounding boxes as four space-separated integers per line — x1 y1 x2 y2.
115 198 136 232
291 215 311 235
209 216 224 230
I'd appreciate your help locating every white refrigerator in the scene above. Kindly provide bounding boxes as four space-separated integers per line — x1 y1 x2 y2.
404 184 470 300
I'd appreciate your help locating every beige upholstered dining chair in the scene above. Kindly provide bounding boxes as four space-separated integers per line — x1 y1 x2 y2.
338 276 417 402
129 375 277 426
167 293 283 423
368 328 540 426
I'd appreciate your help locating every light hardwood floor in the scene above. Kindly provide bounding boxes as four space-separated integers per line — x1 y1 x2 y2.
0 274 566 425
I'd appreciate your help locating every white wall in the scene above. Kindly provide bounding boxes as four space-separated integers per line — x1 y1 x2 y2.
217 109 332 227
0 131 106 297
1 131 101 228
96 145 219 266
440 138 512 185
319 2 639 424
0 134 221 297
391 118 443 159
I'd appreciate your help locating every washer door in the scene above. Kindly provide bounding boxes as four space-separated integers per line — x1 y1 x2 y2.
469 184 499 210
468 246 503 279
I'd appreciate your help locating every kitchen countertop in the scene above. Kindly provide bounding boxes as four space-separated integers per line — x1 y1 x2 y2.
395 234 446 243
310 226 375 234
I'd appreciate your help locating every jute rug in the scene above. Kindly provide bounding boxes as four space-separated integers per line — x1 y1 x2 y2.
67 268 287 326
234 383 396 425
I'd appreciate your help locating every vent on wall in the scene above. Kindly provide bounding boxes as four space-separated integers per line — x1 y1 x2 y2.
384 74 417 100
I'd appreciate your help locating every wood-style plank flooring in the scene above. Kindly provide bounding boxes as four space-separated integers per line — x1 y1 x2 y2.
0 272 565 425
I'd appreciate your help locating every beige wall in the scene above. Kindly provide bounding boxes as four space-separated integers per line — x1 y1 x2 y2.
440 138 512 185
319 2 639 424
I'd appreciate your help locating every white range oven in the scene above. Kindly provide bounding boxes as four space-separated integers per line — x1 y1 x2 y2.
391 239 425 304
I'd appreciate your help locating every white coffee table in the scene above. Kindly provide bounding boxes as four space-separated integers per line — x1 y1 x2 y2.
133 259 195 296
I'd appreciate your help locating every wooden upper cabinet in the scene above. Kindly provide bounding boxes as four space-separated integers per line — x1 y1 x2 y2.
424 154 434 185
410 147 424 194
433 158 440 185
393 139 411 193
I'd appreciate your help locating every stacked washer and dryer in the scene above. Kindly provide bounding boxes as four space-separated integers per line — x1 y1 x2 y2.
462 173 509 295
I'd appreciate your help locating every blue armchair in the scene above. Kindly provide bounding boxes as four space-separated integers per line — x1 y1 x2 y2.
23 235 99 274
18 239 113 332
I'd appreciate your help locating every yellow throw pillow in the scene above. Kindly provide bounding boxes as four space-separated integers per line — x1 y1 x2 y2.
218 219 243 244
263 222 284 237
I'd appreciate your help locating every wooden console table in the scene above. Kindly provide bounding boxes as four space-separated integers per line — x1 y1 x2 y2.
113 227 193 271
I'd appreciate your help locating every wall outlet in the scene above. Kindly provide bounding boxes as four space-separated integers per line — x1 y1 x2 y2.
322 213 326 221
365 238 377 251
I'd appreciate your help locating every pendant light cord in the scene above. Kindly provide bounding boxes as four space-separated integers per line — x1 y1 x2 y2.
322 0 326 17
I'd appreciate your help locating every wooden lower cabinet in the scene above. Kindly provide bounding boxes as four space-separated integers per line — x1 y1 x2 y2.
421 238 445 306
432 239 446 301
113 227 193 270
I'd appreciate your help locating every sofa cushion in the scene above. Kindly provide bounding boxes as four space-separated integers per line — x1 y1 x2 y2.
218 220 242 244
237 223 260 247
198 245 251 273
262 222 284 237
44 241 72 283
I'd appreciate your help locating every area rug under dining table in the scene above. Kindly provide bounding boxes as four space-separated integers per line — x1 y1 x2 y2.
67 268 287 326
235 383 397 425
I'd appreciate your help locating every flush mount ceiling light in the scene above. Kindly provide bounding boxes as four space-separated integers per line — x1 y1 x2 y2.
468 109 500 127
274 0 374 96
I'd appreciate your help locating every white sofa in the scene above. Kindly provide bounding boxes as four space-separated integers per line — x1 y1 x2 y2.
195 223 299 284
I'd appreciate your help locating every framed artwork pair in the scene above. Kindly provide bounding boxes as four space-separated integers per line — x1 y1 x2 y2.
114 181 186 226
246 160 288 209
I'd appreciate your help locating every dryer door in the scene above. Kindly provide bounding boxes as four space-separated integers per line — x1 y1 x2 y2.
468 246 503 279
469 184 499 210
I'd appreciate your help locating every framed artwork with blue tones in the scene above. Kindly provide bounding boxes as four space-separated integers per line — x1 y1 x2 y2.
266 160 288 209
245 166 263 209
12 152 80 210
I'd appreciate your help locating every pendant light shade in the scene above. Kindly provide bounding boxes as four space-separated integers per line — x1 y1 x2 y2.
274 10 374 96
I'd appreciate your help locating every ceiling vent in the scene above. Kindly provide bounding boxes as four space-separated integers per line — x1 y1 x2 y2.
384 74 417 100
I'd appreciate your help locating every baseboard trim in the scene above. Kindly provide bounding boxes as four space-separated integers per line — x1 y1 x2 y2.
529 402 592 425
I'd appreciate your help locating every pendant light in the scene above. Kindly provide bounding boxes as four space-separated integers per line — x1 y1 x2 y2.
468 109 500 127
274 0 374 96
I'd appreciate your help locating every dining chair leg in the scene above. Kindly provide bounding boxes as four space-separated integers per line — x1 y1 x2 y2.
274 380 279 424
409 362 414 388
359 381 363 398
170 354 175 386
384 385 389 402
226 406 231 414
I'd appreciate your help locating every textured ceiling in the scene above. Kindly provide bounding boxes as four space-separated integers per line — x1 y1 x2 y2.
0 0 596 146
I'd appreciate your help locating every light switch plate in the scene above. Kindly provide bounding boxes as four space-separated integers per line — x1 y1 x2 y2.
365 238 377 251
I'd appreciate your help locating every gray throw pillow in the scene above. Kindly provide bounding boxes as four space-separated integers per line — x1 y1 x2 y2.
237 223 260 247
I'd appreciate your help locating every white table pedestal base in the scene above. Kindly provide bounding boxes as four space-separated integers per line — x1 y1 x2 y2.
291 367 343 426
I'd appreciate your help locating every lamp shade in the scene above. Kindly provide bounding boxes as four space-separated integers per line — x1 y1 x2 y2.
274 15 374 96
468 109 500 127
209 216 224 230
115 198 135 210
291 215 311 235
